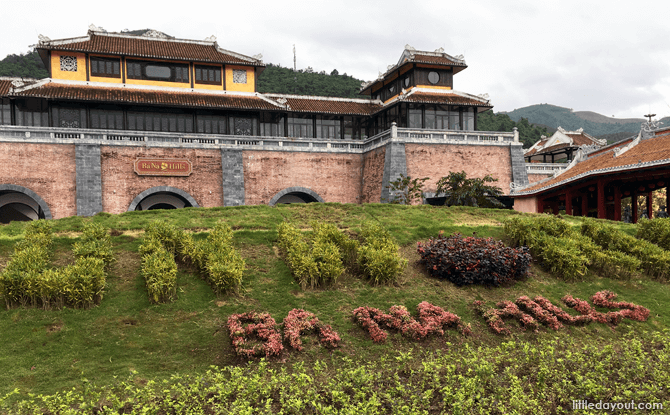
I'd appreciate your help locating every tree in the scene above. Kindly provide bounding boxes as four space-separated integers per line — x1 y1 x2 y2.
435 171 503 208
384 174 429 205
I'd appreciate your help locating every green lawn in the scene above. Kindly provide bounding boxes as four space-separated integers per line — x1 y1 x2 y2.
0 204 668 413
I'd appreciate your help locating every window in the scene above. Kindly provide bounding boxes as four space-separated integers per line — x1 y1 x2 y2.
449 109 460 130
230 115 257 135
126 60 189 83
90 57 120 78
195 65 222 85
16 99 48 127
435 105 449 129
233 69 247 84
428 71 440 84
52 107 87 128
60 55 78 72
424 106 436 129
288 116 313 138
403 76 411 88
463 108 475 131
0 99 10 125
409 108 422 128
128 111 193 133
260 112 285 137
91 109 123 129
196 114 227 134
316 116 341 139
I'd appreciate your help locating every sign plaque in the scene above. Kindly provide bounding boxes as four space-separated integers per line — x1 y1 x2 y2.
134 158 192 176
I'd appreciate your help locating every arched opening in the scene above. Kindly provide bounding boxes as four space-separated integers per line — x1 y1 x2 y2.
269 187 324 206
0 186 51 224
273 192 319 204
128 187 200 212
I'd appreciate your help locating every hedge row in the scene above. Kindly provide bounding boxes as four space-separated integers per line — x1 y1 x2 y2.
504 216 640 281
637 217 670 250
277 221 406 288
139 221 245 302
0 221 109 309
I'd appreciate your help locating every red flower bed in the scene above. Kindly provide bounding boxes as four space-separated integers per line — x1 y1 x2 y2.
590 290 651 322
352 302 469 343
282 309 341 351
476 292 650 335
227 312 284 358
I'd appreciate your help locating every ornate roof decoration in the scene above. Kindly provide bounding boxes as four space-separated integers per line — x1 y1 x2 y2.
142 29 169 39
524 126 606 157
88 24 106 33
204 35 217 42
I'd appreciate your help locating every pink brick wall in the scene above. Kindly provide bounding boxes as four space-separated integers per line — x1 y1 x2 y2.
361 147 385 203
405 144 513 196
100 146 223 214
0 142 76 219
243 150 363 205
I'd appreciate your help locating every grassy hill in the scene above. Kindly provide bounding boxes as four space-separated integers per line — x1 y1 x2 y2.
0 204 668 413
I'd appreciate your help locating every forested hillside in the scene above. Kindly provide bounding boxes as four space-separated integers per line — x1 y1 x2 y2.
0 50 48 78
476 110 549 148
257 63 364 98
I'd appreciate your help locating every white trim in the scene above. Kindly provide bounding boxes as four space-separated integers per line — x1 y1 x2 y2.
263 93 380 105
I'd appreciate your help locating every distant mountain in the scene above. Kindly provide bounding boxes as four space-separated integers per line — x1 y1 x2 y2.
501 104 668 140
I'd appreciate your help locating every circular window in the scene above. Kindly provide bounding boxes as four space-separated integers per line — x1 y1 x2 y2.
388 85 395 94
404 77 410 87
428 71 440 84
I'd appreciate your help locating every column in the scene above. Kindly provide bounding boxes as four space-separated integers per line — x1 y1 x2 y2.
647 191 654 219
632 191 638 223
614 187 622 221
581 194 588 217
565 191 572 216
597 179 606 219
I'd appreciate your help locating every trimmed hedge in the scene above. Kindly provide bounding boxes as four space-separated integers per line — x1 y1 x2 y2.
504 216 640 281
357 221 407 285
0 220 108 309
637 217 670 250
581 218 670 279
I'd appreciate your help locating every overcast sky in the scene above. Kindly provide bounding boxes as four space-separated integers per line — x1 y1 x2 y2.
3 0 670 119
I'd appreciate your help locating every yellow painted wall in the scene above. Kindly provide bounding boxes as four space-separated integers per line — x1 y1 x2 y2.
50 52 86 81
416 85 452 91
225 65 255 93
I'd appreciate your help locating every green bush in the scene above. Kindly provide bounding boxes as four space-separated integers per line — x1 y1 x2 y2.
357 221 407 285
637 218 670 250
140 246 177 304
72 222 114 267
277 221 344 289
582 218 670 279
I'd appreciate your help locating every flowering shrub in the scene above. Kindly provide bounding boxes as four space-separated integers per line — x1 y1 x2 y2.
476 292 650 334
590 290 650 321
352 302 469 343
417 231 531 286
282 309 341 351
227 312 284 358
473 300 540 335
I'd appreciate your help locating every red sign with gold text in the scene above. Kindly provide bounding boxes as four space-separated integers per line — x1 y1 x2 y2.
134 158 192 176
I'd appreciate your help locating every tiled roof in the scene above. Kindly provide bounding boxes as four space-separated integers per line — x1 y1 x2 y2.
525 143 572 157
566 133 597 146
0 79 12 96
517 132 670 195
264 94 382 115
402 92 491 107
15 82 280 111
37 33 259 66
411 54 466 67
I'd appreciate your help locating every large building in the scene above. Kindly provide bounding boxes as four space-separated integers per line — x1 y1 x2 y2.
0 26 527 222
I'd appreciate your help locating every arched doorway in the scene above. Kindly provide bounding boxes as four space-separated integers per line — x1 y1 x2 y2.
128 186 200 212
268 187 324 206
0 185 52 223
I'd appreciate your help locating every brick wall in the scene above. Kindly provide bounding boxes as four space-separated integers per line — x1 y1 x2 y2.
405 144 513 196
0 142 76 219
100 146 223 214
361 147 385 203
243 150 363 205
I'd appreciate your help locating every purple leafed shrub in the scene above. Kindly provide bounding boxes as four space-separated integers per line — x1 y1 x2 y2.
417 232 531 286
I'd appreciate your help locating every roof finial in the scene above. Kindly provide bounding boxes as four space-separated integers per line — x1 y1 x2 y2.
204 35 217 42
